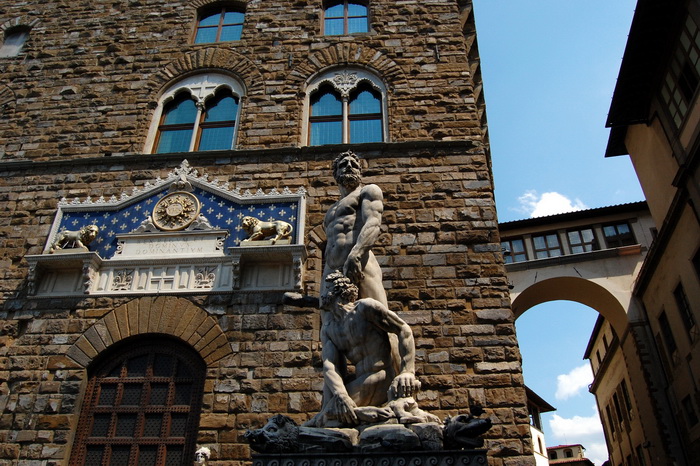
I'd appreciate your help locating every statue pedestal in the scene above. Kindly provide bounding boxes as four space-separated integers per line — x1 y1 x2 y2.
251 449 487 466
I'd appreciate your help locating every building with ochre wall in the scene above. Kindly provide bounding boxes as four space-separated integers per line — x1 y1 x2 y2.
0 1 531 465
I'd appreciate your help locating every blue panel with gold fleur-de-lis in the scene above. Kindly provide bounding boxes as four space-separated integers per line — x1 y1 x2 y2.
54 186 301 259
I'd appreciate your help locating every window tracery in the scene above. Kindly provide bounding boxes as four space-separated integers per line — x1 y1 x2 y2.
147 73 244 153
305 68 386 146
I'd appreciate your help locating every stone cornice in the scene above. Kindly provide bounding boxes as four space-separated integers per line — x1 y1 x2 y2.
0 140 481 174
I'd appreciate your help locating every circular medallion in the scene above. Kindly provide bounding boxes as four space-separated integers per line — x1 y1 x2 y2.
152 191 201 231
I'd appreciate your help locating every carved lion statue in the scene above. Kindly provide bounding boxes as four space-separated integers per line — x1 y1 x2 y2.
241 216 293 244
244 414 352 454
443 412 493 449
49 225 100 253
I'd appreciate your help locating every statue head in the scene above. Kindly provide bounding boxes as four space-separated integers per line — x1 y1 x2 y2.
332 151 362 190
322 271 359 309
194 446 211 464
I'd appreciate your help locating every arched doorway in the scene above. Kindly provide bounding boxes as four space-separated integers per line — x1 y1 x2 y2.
69 335 206 466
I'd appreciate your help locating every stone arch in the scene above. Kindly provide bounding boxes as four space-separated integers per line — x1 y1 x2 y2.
67 296 232 368
287 43 409 93
150 47 265 97
0 16 41 34
190 0 248 9
510 276 629 336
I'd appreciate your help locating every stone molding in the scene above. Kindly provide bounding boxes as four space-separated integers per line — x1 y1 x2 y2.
189 0 247 10
66 296 233 368
152 47 265 97
288 43 408 93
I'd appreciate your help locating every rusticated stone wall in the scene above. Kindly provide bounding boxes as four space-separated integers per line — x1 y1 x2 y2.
0 0 530 465
0 0 483 161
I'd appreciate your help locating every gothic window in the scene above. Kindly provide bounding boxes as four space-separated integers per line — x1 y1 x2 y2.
70 337 205 466
148 74 244 154
323 1 369 36
0 27 30 57
194 4 245 43
306 68 386 146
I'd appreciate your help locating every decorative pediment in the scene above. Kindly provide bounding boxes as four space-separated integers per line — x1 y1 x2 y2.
26 160 307 297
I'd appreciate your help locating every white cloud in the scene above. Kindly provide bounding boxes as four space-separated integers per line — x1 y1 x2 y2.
585 442 610 466
548 408 608 465
517 190 587 218
555 364 593 400
549 411 603 438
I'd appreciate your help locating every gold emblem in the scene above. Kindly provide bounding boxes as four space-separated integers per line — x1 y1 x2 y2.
152 192 201 231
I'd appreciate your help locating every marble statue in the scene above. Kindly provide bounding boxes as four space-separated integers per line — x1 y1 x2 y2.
323 151 386 306
443 409 493 449
305 271 437 428
251 151 494 454
244 414 353 454
49 224 99 253
194 446 210 465
241 216 293 244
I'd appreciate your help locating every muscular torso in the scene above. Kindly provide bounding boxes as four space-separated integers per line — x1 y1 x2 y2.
324 304 392 376
324 186 364 269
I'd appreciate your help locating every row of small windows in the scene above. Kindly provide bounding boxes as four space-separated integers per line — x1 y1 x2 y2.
194 1 369 45
1 2 370 59
501 221 637 264
149 69 386 154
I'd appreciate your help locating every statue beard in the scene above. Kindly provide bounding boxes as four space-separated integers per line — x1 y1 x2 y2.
336 172 361 190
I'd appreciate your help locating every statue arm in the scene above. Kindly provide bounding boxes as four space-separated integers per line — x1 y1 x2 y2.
362 299 421 398
344 184 384 282
321 333 358 424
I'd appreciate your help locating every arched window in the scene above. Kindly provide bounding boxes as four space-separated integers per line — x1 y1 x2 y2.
323 1 369 35
148 73 244 154
194 4 245 43
306 68 386 146
0 27 30 58
70 337 206 466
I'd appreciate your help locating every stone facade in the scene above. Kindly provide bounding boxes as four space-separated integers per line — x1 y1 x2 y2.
0 1 530 465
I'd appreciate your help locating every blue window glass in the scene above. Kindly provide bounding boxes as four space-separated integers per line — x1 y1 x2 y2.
350 119 381 143
311 121 343 146
199 11 221 27
194 27 217 44
198 92 238 151
325 18 344 36
312 87 342 116
349 87 381 114
349 85 382 143
310 86 343 146
199 126 235 151
195 7 244 43
156 94 197 153
324 1 368 35
162 94 197 125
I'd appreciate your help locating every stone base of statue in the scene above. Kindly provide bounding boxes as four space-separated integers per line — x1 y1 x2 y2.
251 449 487 466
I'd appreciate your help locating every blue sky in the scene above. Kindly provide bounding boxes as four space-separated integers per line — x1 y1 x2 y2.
473 1 642 464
